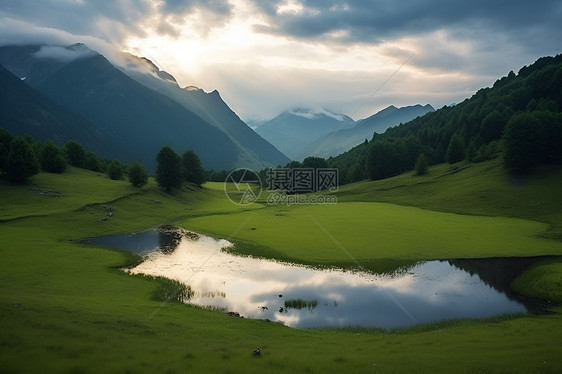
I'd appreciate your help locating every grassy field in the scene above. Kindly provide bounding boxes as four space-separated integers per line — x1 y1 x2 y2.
1 161 562 373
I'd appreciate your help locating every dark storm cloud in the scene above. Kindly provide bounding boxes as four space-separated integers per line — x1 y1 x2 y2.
0 0 234 43
159 0 232 16
251 0 562 44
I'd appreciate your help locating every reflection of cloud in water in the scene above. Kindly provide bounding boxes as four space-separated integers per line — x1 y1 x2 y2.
128 235 527 329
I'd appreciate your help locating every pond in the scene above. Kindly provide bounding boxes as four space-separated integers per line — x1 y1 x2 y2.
84 227 548 329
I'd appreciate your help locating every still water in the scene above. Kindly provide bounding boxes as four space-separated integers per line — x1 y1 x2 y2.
85 228 541 329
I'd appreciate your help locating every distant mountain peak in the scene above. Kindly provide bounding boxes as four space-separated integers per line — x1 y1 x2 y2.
119 53 177 84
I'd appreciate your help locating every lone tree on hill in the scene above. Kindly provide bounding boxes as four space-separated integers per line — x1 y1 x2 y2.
128 160 148 187
156 146 182 192
5 136 40 183
182 150 206 186
106 159 124 180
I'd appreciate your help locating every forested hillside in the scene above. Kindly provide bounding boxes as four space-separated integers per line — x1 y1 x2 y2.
329 54 562 184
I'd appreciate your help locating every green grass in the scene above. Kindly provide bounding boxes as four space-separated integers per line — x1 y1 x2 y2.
184 202 562 267
511 259 562 303
329 159 562 240
1 162 562 373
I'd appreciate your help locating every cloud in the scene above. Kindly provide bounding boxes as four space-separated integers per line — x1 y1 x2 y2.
33 44 96 62
1 0 560 122
250 0 562 43
249 0 562 75
0 0 235 43
194 61 480 121
289 108 347 121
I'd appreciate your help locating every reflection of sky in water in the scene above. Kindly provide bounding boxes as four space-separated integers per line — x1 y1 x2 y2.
127 235 527 329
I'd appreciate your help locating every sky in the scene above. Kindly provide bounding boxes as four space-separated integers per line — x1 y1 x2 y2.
1 0 561 121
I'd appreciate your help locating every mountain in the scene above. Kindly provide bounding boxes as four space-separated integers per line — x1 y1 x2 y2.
0 44 289 170
254 108 355 159
328 53 562 184
118 54 289 168
296 104 435 160
0 63 127 160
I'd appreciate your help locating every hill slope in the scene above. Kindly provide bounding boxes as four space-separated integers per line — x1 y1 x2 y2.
329 54 562 183
0 44 288 170
0 64 126 160
120 54 289 168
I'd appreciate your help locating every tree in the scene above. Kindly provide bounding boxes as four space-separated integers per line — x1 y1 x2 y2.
106 159 124 180
39 140 67 173
4 136 40 183
366 141 402 180
63 140 86 167
128 160 148 187
84 151 104 172
414 153 429 175
503 111 562 172
446 134 465 164
181 150 206 186
285 160 302 169
480 110 507 143
156 146 182 192
0 128 14 171
302 156 328 169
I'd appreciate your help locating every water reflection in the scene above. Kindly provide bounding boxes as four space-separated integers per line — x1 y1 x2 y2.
94 230 547 329
82 225 194 255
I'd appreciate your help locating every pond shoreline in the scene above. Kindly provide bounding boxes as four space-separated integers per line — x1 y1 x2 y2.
83 225 558 329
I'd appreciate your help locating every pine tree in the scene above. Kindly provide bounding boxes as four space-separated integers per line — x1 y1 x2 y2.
156 146 182 192
181 150 206 186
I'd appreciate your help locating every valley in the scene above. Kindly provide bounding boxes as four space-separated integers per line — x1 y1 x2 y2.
0 158 561 373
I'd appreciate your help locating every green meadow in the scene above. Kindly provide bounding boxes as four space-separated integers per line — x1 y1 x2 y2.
1 160 562 373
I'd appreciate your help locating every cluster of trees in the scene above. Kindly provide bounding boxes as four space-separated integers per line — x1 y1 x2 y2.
155 146 206 192
0 128 150 186
0 128 206 192
327 54 562 182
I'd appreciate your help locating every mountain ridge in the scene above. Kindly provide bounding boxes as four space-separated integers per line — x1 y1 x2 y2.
0 63 128 160
118 53 290 168
296 104 435 160
254 108 355 159
0 43 289 170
